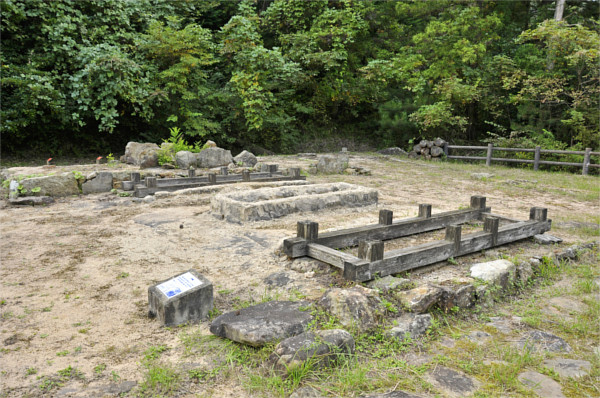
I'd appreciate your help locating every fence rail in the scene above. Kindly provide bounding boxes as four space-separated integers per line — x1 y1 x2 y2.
442 143 599 175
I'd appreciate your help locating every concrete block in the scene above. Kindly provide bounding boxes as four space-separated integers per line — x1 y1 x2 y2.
148 269 213 326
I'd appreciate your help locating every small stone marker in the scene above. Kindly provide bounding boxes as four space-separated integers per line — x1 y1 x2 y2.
148 269 213 327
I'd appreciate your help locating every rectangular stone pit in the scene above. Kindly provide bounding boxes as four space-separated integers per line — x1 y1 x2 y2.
148 269 213 327
211 182 378 222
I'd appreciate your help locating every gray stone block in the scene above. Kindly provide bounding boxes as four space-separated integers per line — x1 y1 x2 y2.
534 234 563 245
210 301 313 347
82 172 113 194
148 269 213 327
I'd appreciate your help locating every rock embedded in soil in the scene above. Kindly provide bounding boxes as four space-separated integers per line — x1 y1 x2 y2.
389 313 432 341
366 276 412 293
290 386 324 398
543 358 591 378
518 371 566 398
210 301 313 347
517 330 572 353
20 172 79 197
377 147 408 156
148 270 213 327
82 172 113 194
395 284 443 313
470 259 516 291
318 286 381 332
426 366 480 398
270 329 354 372
534 234 563 245
9 196 54 206
361 391 427 398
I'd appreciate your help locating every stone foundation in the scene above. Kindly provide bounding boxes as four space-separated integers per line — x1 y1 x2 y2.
211 182 378 222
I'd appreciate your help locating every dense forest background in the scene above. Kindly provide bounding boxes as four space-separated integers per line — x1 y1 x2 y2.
1 0 598 156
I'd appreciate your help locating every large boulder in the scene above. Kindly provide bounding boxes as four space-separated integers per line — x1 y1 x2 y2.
198 147 233 168
233 150 258 167
316 154 349 174
318 286 381 332
20 172 80 197
209 301 313 347
270 329 354 372
175 151 199 169
121 142 159 168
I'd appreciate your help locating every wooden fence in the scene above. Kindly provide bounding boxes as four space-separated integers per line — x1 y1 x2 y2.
442 143 599 175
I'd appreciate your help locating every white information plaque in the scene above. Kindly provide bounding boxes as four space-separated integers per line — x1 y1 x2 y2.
157 272 202 298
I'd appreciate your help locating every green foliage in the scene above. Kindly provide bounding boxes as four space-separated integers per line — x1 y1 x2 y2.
1 0 598 156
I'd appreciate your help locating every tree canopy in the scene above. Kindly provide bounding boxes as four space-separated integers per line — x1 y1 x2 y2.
1 0 598 155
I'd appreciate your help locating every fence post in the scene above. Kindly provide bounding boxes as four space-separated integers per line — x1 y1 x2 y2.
486 143 493 167
534 146 541 171
583 148 591 175
443 142 449 158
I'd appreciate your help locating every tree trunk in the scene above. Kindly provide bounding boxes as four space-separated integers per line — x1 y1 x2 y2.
554 0 565 22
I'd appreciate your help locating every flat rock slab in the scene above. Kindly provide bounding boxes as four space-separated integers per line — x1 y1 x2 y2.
426 366 480 397
290 386 324 398
518 371 566 397
367 276 412 293
543 358 591 378
210 301 313 347
517 330 572 353
211 182 378 222
20 172 79 197
467 330 492 344
390 313 432 341
82 172 113 194
543 297 586 316
9 196 54 206
534 234 563 245
318 286 381 332
270 329 354 372
486 316 523 334
470 259 515 290
361 391 426 398
395 284 442 313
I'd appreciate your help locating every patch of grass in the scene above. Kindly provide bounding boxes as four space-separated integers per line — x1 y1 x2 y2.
138 362 181 397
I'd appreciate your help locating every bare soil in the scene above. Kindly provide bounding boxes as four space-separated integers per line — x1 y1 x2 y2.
0 154 598 397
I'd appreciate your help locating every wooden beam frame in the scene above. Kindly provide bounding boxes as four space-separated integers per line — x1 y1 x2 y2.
283 196 551 282
134 167 304 197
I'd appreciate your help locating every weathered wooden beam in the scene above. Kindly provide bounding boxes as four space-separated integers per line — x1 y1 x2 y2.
379 210 393 225
297 221 318 241
208 173 217 184
284 204 489 256
188 168 196 177
445 224 461 255
242 170 251 182
131 172 141 184
358 240 384 262
484 216 499 246
418 204 432 218
146 177 157 188
351 218 551 282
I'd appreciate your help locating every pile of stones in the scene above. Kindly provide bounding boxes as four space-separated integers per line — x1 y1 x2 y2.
408 138 447 160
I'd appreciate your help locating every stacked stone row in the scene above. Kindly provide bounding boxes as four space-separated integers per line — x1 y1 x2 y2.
408 138 447 160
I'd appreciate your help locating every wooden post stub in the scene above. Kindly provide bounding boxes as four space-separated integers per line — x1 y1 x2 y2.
220 167 228 176
418 204 432 218
443 142 449 158
534 146 541 171
130 172 141 184
260 164 269 173
242 170 251 182
208 173 217 184
486 143 493 167
358 240 384 262
529 207 547 221
484 216 499 246
290 167 301 178
445 224 462 254
297 221 318 241
379 210 393 225
268 164 278 173
145 177 157 188
470 195 486 210
188 168 196 178
583 148 591 175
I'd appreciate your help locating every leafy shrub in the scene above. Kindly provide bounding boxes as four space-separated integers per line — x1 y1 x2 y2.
156 127 203 166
